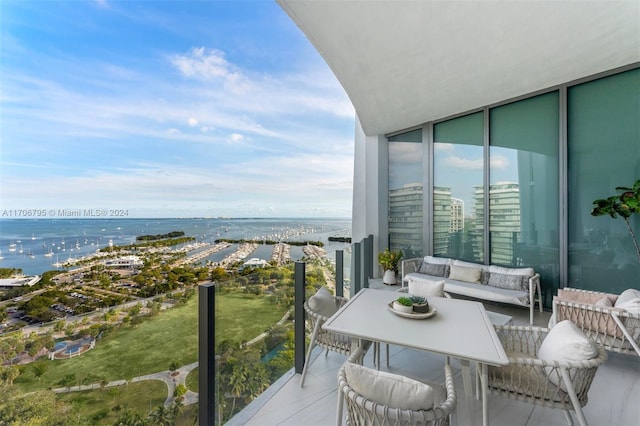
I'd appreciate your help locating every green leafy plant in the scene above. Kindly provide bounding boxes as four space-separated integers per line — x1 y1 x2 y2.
395 296 413 307
378 249 403 272
591 179 640 262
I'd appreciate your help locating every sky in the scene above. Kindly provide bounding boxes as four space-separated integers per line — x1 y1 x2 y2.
0 0 355 219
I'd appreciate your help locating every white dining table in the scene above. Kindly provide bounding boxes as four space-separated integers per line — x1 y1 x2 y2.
323 288 509 426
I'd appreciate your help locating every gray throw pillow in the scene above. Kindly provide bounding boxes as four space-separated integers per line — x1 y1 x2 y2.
486 272 529 292
418 262 449 277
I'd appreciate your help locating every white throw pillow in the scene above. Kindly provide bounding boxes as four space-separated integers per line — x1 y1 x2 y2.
448 265 483 284
408 279 445 298
614 289 640 315
343 362 438 410
308 286 338 318
538 320 598 390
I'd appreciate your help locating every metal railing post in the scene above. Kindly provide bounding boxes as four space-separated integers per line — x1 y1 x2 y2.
335 250 344 298
198 282 216 426
353 241 362 294
363 236 371 288
294 262 306 374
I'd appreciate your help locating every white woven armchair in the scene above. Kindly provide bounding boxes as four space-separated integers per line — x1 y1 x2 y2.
488 324 607 426
553 288 640 356
337 349 457 426
300 292 369 387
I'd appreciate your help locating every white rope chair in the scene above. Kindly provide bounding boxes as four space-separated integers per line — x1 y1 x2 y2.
488 325 607 426
553 288 640 356
300 295 369 387
337 349 457 426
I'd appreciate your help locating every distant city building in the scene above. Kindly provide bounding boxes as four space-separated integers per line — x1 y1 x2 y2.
389 183 423 257
104 255 143 269
450 198 464 232
433 187 452 255
473 182 521 264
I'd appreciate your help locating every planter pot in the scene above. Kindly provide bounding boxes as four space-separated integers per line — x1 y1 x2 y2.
383 269 397 285
392 300 413 314
412 302 430 313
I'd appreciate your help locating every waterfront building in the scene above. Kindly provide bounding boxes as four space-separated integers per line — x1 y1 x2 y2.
0 275 41 288
104 255 143 269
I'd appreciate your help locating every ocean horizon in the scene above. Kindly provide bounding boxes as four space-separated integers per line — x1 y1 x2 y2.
0 218 352 276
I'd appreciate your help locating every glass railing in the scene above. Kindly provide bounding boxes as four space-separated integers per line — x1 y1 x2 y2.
213 237 375 424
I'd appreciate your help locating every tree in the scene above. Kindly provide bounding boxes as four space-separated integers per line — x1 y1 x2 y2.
148 405 172 425
115 409 147 426
32 362 48 381
592 179 640 261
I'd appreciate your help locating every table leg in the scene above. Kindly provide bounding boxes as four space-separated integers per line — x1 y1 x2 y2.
481 364 489 426
459 359 476 425
336 386 343 426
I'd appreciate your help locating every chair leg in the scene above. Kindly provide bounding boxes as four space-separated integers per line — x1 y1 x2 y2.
300 321 322 387
563 410 574 426
560 368 586 426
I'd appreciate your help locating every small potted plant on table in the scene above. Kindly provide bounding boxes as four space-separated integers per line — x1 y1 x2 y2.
410 295 430 313
378 249 403 285
393 296 414 314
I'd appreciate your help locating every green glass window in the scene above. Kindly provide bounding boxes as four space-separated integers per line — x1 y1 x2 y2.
433 112 484 262
489 92 560 301
568 68 640 293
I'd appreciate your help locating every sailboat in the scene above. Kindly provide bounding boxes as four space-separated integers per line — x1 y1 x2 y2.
0 250 4 260
44 248 54 257
8 242 16 252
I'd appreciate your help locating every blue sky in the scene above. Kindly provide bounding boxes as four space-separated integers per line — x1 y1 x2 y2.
0 0 355 218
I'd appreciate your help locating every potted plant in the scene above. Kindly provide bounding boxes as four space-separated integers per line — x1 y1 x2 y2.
591 179 640 262
410 295 430 313
392 296 414 314
378 249 403 285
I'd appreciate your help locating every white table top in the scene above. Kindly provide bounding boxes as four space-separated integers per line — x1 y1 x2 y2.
323 288 509 366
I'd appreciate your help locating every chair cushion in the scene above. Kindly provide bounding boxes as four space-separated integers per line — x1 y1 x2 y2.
615 289 640 314
448 265 483 284
343 362 444 410
308 286 338 318
418 262 449 277
424 256 453 265
538 320 598 390
408 278 445 298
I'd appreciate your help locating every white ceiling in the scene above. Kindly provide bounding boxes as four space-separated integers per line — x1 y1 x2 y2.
278 0 640 136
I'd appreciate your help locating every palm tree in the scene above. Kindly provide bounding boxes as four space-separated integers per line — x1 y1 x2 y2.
147 405 172 426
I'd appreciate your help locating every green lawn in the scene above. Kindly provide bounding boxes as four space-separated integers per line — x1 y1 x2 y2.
56 380 167 425
15 291 287 393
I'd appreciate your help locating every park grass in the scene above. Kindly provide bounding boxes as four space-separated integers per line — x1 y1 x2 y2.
186 367 199 392
56 380 167 425
15 291 287 394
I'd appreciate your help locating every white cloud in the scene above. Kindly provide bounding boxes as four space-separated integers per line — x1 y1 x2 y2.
434 143 454 151
229 133 244 143
188 117 198 127
490 154 509 169
443 155 483 170
166 128 181 135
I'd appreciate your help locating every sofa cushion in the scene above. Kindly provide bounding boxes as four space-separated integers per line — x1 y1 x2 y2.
557 289 615 305
408 278 445 298
448 265 483 284
453 259 488 271
444 279 530 305
308 286 338 318
488 265 535 277
343 362 444 410
538 320 598 391
418 262 449 277
424 256 453 265
486 272 529 292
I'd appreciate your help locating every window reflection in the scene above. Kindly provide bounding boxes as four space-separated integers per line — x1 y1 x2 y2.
388 130 423 258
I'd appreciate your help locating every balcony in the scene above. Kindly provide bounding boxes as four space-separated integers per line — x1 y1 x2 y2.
221 279 639 426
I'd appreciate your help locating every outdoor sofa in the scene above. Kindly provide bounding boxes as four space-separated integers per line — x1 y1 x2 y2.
401 256 542 324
